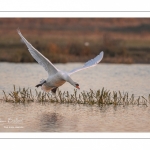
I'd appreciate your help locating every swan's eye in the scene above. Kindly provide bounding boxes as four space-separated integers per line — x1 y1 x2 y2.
76 84 79 86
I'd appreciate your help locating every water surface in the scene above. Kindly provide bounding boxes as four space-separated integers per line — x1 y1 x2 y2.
0 63 150 96
0 63 150 132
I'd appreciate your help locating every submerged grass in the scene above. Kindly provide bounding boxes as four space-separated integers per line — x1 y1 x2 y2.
1 85 149 107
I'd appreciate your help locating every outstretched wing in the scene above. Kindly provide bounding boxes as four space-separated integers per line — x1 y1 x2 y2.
17 29 59 76
68 51 104 75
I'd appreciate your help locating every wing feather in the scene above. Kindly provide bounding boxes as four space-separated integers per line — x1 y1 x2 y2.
68 51 104 75
17 29 58 76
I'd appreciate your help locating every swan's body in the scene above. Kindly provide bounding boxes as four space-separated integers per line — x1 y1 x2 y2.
41 71 69 92
17 29 104 93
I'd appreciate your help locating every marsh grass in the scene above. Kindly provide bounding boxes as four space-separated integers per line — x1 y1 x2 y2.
2 85 34 103
1 85 149 107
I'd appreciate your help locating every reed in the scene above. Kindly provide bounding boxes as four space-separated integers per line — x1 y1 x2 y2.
1 86 149 107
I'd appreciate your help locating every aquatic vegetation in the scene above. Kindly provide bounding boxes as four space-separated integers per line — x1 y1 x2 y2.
1 85 149 107
2 85 34 103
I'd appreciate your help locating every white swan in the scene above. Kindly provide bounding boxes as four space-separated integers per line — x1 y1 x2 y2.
17 29 104 93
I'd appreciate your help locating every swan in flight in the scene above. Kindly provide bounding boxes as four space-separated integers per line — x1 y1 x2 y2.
17 29 104 93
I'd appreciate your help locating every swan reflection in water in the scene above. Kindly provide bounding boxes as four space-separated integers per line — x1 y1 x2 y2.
40 112 63 132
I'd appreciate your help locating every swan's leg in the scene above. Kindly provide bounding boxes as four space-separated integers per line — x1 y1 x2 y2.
51 87 58 94
35 80 46 88
35 83 42 88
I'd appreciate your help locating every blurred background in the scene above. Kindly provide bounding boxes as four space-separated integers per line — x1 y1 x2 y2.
0 18 150 64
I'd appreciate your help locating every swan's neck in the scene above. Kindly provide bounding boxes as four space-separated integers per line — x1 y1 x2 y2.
66 76 76 86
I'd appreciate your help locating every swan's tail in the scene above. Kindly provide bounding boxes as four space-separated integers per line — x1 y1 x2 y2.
35 79 57 93
40 79 46 84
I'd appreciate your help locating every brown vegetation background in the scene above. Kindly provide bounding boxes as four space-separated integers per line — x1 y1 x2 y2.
0 18 150 63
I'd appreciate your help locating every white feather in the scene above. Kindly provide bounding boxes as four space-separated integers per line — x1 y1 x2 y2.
17 29 59 76
68 51 104 75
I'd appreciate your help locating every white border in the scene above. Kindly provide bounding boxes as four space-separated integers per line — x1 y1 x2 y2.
0 0 150 11
0 133 150 139
1 138 150 150
0 0 150 141
1 12 150 18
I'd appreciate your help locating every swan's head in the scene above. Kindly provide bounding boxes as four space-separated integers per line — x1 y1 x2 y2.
65 75 80 89
75 83 80 89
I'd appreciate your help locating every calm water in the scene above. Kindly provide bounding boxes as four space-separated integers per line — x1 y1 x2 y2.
0 62 150 132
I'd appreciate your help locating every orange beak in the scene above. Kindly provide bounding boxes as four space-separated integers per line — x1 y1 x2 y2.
76 85 80 89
